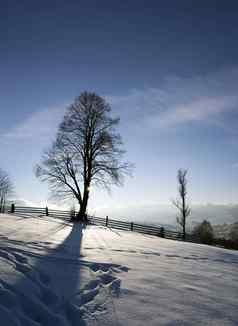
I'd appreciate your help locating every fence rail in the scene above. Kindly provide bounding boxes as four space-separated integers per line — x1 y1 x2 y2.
5 204 200 243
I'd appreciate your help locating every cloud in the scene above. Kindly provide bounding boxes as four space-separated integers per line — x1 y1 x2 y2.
108 66 238 131
3 106 66 142
3 66 238 146
150 95 238 128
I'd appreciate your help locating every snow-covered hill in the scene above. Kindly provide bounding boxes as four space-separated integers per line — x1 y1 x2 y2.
0 214 237 325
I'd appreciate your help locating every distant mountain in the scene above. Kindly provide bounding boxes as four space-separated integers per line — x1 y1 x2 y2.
213 222 238 239
8 198 43 207
190 204 238 226
7 199 238 232
94 203 238 231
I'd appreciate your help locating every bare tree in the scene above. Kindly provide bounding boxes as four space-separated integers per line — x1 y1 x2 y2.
36 92 131 221
172 169 191 240
0 169 13 213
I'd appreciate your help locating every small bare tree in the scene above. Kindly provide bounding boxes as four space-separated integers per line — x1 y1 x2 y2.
0 169 13 212
36 92 131 222
172 169 191 240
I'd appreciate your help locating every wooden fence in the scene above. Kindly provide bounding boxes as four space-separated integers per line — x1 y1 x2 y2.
6 204 200 243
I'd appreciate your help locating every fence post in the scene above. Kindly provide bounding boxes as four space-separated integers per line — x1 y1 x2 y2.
106 216 108 226
11 203 15 213
130 222 134 231
160 227 165 238
45 206 49 216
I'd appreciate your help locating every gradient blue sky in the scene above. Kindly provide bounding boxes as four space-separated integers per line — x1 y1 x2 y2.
1 0 238 214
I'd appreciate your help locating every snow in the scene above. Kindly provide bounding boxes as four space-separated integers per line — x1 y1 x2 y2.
0 214 237 325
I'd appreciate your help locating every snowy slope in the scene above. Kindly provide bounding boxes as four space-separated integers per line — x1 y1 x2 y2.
0 214 237 326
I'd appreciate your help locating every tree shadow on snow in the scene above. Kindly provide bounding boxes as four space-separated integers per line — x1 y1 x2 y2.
0 218 128 326
0 220 85 325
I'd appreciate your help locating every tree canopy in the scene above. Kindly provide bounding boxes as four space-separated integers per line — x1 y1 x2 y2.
36 92 131 221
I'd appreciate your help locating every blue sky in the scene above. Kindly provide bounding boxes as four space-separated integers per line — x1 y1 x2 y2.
1 1 238 216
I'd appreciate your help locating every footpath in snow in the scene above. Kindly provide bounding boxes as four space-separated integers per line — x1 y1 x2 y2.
0 213 237 326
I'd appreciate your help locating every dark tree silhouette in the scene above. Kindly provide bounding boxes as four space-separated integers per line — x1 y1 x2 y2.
193 220 214 244
172 169 191 240
36 92 131 221
229 223 238 241
0 169 13 212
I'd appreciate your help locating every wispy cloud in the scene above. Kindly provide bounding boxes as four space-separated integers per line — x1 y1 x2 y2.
108 66 238 131
150 95 238 128
3 106 66 142
3 66 238 146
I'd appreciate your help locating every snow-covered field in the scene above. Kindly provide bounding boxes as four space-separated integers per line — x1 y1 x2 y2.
0 214 237 326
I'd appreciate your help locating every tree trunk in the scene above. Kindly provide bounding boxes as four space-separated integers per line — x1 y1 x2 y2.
183 217 186 241
76 188 89 222
182 195 186 241
2 198 5 213
0 196 3 213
